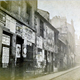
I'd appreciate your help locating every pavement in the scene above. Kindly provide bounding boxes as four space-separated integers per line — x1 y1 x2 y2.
27 66 80 80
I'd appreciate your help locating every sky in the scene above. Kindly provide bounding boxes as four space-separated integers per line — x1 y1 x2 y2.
38 0 80 37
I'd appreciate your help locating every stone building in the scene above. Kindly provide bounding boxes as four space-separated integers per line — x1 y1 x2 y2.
75 35 80 65
66 21 75 67
0 0 37 79
51 16 75 69
35 9 59 72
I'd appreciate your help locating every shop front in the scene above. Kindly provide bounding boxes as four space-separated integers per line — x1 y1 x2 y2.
36 36 44 68
1 32 11 68
0 12 17 69
44 39 54 72
0 14 16 69
0 30 14 80
15 22 24 67
22 25 36 70
43 25 55 72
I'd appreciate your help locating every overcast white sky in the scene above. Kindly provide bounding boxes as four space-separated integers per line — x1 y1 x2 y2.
38 0 80 37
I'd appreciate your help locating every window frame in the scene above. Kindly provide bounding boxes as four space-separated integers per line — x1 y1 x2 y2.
40 19 44 38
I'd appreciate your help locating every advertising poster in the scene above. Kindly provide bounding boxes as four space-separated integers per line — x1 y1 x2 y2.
2 47 9 64
16 44 21 58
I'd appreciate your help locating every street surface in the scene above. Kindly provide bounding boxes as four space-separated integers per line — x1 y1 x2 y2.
51 67 80 80
28 66 80 80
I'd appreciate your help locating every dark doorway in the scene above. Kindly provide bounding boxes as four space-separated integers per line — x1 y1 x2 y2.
16 36 24 66
26 44 34 69
44 50 47 72
51 53 53 71
15 36 24 80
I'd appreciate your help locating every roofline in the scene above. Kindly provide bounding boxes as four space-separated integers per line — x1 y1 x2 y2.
35 11 59 33
38 8 49 14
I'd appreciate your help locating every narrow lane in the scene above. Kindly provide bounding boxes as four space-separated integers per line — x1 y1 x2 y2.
51 67 80 80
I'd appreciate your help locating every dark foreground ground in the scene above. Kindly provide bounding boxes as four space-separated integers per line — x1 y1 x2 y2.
0 66 80 80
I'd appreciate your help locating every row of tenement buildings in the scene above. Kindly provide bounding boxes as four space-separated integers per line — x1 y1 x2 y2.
0 0 75 79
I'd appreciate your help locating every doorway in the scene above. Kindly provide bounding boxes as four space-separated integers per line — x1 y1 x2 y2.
16 36 24 66
15 36 24 79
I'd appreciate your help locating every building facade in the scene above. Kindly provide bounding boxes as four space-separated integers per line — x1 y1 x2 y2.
0 1 37 79
0 0 59 76
51 16 75 69
35 10 59 72
75 35 80 65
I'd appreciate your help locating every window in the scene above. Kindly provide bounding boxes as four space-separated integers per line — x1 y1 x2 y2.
1 1 9 10
26 2 31 25
40 20 44 38
34 15 37 26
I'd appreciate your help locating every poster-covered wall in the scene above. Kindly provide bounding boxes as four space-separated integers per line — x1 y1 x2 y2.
2 34 10 68
22 25 35 44
44 25 54 52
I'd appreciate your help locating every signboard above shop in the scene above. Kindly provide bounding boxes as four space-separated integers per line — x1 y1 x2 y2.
43 25 55 52
2 34 10 46
25 27 35 43
22 26 35 44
